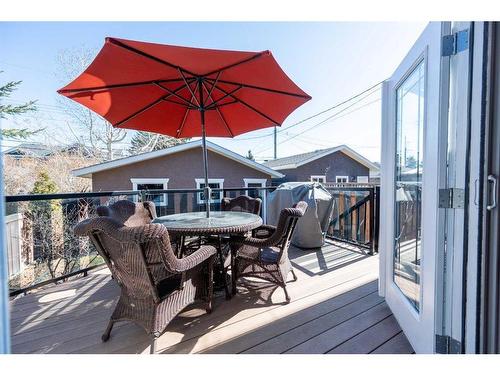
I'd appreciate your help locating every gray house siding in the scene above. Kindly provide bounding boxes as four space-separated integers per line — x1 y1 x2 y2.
276 151 369 183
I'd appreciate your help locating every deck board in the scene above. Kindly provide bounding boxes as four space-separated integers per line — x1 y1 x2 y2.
9 240 413 354
371 331 416 354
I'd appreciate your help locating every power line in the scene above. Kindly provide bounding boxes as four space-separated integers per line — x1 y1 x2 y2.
235 80 383 141
254 94 381 155
271 97 380 151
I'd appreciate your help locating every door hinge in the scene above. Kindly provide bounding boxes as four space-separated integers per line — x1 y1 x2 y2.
439 188 465 209
435 334 462 354
442 29 470 56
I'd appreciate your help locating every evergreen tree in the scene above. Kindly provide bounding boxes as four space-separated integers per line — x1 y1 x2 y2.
32 171 58 195
0 73 39 139
129 131 189 154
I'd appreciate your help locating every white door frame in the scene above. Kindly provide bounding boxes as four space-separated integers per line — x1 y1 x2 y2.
438 21 475 352
0 142 10 353
379 22 451 353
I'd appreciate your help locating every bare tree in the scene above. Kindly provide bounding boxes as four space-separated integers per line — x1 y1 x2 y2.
56 46 127 161
3 151 97 196
129 131 189 154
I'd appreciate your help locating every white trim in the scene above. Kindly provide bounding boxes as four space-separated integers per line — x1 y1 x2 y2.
243 178 268 224
463 21 486 353
310 175 326 183
381 22 448 354
195 178 224 204
356 176 369 183
335 176 349 183
266 145 380 172
130 178 169 206
356 175 370 184
72 140 284 179
243 178 267 187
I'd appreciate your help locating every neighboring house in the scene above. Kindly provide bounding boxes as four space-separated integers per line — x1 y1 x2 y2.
3 142 99 159
263 145 379 184
3 143 53 159
72 140 283 212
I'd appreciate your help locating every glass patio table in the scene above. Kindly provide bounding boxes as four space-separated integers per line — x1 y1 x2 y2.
153 211 263 236
153 211 263 298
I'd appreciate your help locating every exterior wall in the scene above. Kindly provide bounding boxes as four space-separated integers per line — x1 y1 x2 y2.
91 148 272 191
276 151 370 183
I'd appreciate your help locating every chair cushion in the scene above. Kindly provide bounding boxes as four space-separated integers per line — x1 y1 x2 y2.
260 247 280 263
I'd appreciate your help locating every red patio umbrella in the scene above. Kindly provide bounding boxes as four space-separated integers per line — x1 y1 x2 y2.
58 37 311 216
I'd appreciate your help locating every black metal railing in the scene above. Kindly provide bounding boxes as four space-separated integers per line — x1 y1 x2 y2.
4 187 275 296
4 184 379 296
324 184 380 255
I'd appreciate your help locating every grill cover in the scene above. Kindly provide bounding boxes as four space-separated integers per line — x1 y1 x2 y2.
267 182 334 249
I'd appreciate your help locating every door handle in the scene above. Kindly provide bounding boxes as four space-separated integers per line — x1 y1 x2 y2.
474 179 479 205
487 175 497 211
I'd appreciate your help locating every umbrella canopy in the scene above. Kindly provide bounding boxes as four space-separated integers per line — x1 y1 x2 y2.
58 37 311 216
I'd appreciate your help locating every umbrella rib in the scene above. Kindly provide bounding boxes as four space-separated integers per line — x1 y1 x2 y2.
204 86 242 110
178 69 201 108
176 105 191 138
176 82 200 137
162 98 197 109
201 81 234 137
213 99 238 108
205 72 221 104
205 77 311 99
215 107 234 137
114 82 188 127
107 37 197 76
57 78 185 95
202 51 267 77
211 85 281 126
154 81 197 108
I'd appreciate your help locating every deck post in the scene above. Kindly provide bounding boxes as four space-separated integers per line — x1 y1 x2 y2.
0 149 10 353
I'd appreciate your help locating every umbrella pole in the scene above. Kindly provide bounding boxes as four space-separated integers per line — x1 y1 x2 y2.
201 109 210 218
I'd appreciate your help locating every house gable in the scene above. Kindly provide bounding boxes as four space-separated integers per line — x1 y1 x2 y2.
275 150 370 183
73 140 282 179
91 147 275 191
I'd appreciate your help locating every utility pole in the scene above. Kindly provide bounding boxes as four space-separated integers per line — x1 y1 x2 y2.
274 126 277 159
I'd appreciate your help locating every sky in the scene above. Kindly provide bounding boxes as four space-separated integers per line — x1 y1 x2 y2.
0 22 427 163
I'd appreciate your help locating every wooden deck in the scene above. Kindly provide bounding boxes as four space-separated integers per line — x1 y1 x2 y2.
9 240 414 354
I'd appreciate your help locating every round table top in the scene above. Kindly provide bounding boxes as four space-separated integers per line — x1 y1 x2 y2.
153 211 263 235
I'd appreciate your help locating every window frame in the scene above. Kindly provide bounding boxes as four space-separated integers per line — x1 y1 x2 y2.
195 178 224 204
243 178 267 193
335 176 349 183
130 178 169 206
310 175 327 183
357 176 370 183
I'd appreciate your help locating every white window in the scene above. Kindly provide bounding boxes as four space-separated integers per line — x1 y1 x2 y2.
357 176 369 183
195 178 224 204
243 178 267 198
335 176 349 183
310 175 326 183
131 178 169 206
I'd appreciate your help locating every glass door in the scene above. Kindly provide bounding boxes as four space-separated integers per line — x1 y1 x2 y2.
394 60 425 312
380 22 450 353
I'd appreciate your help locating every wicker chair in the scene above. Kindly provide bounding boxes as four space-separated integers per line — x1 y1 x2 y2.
74 217 216 354
231 201 308 303
97 199 156 226
221 195 262 215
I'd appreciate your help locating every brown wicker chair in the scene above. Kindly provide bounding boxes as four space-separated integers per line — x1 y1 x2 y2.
74 216 216 354
221 195 262 215
211 195 261 293
97 199 156 226
221 194 278 239
231 201 308 303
